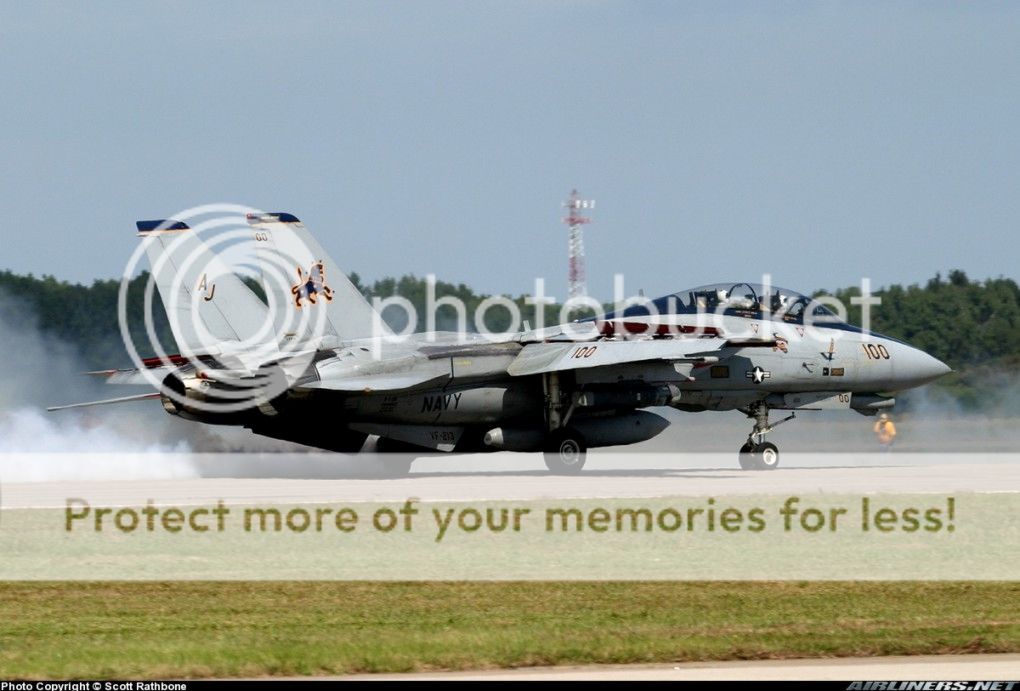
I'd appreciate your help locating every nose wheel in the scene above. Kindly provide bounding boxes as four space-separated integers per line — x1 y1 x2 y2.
738 441 780 470
738 404 793 471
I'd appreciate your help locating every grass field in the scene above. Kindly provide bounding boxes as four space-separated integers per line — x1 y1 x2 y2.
0 582 1017 678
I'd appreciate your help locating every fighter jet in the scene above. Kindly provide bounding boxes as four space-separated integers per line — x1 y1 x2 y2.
50 214 951 474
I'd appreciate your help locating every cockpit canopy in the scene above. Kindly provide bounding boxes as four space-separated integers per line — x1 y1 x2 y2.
604 282 844 325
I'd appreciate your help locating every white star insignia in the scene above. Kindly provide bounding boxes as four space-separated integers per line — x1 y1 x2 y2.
746 366 771 384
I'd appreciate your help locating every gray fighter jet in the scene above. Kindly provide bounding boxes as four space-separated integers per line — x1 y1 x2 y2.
50 213 951 474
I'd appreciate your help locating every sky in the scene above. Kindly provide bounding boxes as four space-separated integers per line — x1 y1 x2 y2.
1 1 1018 302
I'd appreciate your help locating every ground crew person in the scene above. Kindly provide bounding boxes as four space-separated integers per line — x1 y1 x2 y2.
873 413 897 451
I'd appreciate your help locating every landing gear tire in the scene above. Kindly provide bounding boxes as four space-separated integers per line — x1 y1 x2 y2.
755 441 780 470
738 442 757 470
737 441 780 471
544 429 587 475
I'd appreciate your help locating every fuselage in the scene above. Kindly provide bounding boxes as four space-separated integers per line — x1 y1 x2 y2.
281 298 949 451
188 282 952 455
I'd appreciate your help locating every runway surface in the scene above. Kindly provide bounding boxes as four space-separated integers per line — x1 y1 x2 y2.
2 453 1017 508
335 654 1020 681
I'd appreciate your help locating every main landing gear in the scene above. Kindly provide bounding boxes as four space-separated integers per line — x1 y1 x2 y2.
737 403 795 471
542 371 587 475
544 428 587 475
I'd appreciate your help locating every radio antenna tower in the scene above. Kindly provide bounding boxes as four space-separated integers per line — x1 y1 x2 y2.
563 189 594 300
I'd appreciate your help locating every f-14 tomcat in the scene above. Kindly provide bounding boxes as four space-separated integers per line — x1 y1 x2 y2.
50 212 951 474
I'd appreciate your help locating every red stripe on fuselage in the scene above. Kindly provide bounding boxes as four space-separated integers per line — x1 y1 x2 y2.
598 320 721 337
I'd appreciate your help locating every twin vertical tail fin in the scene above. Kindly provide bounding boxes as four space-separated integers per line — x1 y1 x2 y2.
53 213 384 413
135 219 275 364
245 212 389 345
136 211 383 360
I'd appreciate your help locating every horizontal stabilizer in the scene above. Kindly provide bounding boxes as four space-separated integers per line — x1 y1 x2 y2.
47 392 161 412
85 366 178 386
84 353 201 386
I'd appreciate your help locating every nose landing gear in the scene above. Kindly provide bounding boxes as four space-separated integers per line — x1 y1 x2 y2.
738 403 794 470
738 440 780 470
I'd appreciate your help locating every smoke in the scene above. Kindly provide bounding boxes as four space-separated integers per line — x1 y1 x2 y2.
0 285 344 481
891 372 1020 452
0 290 200 480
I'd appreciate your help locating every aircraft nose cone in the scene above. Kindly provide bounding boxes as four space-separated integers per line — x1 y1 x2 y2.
898 347 952 387
932 356 952 378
